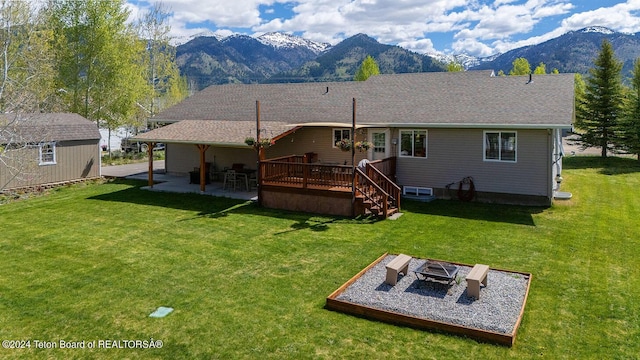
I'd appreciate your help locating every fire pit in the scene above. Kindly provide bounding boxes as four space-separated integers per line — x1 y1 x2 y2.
413 260 459 285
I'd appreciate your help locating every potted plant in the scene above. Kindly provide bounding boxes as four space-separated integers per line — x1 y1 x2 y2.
355 140 372 152
336 138 352 152
245 137 274 149
258 138 274 148
244 137 256 147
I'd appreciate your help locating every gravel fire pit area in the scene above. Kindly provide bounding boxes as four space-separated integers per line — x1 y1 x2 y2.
326 253 531 346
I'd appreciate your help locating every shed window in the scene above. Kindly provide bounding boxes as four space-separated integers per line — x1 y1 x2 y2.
484 131 516 162
39 142 56 165
399 130 427 158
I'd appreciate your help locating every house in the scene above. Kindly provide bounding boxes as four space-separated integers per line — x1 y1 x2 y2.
0 113 101 191
134 71 575 217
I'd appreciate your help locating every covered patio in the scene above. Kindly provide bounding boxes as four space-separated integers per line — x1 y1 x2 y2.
125 171 258 201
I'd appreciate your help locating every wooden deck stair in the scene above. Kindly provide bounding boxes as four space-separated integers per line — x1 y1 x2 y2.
355 165 401 219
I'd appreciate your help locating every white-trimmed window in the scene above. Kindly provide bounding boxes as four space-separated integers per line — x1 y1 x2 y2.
484 131 516 162
333 128 351 148
39 142 56 165
399 130 427 158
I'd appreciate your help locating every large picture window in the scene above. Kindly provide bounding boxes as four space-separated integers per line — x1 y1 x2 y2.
39 142 56 165
333 129 351 148
484 131 516 162
399 130 427 158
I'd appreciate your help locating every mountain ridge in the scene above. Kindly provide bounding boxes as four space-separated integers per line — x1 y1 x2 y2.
176 27 640 89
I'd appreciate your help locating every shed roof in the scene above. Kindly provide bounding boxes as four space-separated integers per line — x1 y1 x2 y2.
1 113 100 143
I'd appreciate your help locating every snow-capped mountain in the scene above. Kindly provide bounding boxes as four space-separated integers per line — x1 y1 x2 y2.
172 30 222 45
580 26 615 35
428 53 499 70
257 32 331 54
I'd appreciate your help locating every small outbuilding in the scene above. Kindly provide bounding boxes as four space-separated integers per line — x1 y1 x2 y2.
0 113 101 191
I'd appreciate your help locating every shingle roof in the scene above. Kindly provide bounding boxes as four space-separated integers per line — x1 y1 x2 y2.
144 71 575 143
0 113 100 142
134 120 291 146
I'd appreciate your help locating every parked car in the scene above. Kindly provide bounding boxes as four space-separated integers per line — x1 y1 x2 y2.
121 138 165 153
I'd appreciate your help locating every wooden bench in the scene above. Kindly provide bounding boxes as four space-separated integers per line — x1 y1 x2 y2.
385 254 412 285
466 264 489 299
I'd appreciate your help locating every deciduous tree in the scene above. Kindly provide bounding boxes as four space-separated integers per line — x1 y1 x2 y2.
136 1 188 120
0 0 56 191
47 0 150 132
354 55 380 81
509 57 531 75
446 61 463 72
533 62 546 74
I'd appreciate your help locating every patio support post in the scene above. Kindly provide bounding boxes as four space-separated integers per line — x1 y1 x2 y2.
147 142 154 188
197 144 210 192
351 98 356 217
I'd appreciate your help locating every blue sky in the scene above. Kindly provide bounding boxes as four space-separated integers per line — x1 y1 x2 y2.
127 1 640 57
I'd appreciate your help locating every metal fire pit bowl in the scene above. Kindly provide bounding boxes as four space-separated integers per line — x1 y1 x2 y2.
413 260 460 285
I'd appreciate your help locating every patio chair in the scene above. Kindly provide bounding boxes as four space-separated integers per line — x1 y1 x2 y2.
223 170 240 191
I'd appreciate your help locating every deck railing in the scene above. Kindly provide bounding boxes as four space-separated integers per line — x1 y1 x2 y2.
260 155 400 216
260 158 353 189
364 162 401 210
355 168 389 216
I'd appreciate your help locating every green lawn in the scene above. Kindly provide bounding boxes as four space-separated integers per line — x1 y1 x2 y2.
0 156 638 359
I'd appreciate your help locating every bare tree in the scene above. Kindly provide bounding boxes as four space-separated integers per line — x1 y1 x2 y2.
0 0 56 192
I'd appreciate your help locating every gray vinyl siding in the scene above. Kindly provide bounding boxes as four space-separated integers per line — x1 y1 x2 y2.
395 128 551 197
1 140 100 190
165 127 371 175
166 144 258 174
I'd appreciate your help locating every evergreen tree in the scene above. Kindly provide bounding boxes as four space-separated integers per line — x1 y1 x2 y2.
354 55 380 81
619 59 640 160
509 57 531 75
574 40 624 157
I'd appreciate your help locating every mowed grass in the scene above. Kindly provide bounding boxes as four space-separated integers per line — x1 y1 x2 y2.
0 156 639 359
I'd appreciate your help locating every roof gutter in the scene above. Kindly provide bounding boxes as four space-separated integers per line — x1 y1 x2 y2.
290 122 572 130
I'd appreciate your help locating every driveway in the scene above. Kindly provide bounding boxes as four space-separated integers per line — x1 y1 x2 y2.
101 160 165 178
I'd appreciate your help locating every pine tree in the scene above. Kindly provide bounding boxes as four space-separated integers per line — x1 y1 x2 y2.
619 59 640 160
354 55 380 81
575 40 624 157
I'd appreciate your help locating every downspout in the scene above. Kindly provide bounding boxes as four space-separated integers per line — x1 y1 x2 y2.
256 100 263 206
351 98 356 217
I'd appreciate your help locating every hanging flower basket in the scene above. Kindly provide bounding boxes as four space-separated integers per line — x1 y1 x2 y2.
355 140 372 152
245 137 274 149
336 139 352 152
244 137 256 146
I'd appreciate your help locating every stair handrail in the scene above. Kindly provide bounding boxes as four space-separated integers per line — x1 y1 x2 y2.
365 163 401 210
355 168 389 217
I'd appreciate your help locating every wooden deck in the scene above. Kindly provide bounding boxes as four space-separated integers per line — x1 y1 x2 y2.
259 155 400 218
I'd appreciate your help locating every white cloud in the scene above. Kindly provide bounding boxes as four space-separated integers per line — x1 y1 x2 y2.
452 38 495 57
560 1 640 34
398 38 437 54
127 0 640 57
